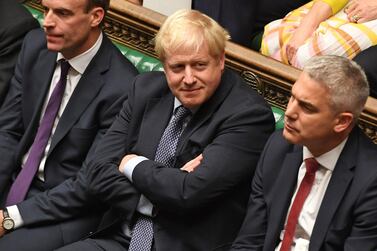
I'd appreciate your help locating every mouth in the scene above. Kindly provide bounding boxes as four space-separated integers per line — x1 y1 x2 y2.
284 120 298 133
46 33 62 41
181 87 202 95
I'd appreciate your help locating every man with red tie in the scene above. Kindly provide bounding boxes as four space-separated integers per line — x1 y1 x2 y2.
231 55 377 251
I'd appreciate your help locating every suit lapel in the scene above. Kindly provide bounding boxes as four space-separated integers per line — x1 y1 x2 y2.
21 49 57 156
264 148 303 251
48 36 111 153
132 94 175 159
309 133 357 251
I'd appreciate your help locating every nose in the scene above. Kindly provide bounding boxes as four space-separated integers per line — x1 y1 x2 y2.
43 9 55 29
183 67 196 85
285 97 298 120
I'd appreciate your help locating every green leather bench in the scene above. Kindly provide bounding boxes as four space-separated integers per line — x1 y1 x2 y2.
24 5 285 129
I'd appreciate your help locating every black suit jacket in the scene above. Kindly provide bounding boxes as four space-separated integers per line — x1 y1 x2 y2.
0 0 39 106
0 28 138 205
231 128 377 251
18 68 275 250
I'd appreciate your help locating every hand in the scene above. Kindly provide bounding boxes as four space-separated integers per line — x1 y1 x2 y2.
0 210 4 238
119 154 138 173
180 154 203 173
345 0 377 23
285 1 332 64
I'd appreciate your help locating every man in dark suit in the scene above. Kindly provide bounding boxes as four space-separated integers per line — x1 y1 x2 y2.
0 0 39 106
0 0 137 249
231 55 377 251
0 9 274 251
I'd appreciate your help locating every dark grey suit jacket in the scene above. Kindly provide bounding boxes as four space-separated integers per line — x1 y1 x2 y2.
0 0 39 106
231 128 377 251
18 68 275 250
0 27 138 230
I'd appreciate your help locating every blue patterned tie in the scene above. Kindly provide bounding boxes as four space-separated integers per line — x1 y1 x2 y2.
6 60 70 206
128 105 191 251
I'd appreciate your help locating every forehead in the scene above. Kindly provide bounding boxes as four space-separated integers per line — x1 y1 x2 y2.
292 72 331 105
293 72 328 96
165 44 214 63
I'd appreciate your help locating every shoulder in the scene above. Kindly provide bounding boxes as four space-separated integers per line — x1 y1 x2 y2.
353 128 377 167
132 71 169 95
219 68 274 122
223 68 270 106
100 35 139 76
20 28 47 54
265 130 295 154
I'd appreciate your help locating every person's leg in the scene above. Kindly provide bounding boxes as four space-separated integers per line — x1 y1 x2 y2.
0 213 101 251
0 223 64 251
55 238 127 251
56 227 131 251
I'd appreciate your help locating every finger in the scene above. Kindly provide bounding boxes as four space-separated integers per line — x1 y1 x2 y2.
345 2 357 14
181 157 201 172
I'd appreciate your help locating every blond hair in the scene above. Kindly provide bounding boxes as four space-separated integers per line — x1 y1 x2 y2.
155 9 230 61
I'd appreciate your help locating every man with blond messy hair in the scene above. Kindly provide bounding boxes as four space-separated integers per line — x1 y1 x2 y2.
0 9 274 250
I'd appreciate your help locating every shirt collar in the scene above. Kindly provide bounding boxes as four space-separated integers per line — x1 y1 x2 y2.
173 98 199 114
303 137 348 171
56 32 103 74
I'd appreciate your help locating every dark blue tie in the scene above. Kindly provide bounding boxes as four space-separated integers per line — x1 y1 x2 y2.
6 60 70 206
128 105 191 251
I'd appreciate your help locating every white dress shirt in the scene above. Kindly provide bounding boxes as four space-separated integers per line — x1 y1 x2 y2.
8 32 103 228
275 138 348 251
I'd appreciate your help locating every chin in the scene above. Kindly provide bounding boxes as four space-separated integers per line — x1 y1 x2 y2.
46 44 62 52
283 129 300 144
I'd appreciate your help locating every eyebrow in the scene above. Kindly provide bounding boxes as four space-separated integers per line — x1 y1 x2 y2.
291 93 318 111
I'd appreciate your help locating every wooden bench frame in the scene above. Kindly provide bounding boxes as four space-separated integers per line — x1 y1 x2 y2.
25 0 377 143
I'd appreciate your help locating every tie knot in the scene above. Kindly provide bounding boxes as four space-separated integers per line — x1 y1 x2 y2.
174 105 191 121
59 59 71 77
304 157 319 174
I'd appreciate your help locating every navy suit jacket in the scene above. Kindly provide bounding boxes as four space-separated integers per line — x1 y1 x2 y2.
0 0 39 106
231 128 377 251
18 69 275 250
0 28 138 231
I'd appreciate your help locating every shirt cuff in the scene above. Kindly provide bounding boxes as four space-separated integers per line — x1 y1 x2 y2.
7 205 24 229
122 156 148 182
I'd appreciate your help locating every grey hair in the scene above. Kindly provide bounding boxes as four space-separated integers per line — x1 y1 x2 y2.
303 55 369 120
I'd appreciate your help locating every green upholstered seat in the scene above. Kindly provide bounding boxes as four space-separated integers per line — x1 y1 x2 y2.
24 5 285 130
272 107 284 130
114 43 163 73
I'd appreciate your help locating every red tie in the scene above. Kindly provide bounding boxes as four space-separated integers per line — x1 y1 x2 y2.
279 157 319 251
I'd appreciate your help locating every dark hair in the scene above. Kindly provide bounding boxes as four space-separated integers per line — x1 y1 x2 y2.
85 0 109 13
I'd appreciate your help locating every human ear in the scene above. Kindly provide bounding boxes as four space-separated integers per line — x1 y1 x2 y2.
334 112 354 133
90 7 105 27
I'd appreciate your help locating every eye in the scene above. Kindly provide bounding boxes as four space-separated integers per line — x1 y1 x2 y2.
43 6 49 15
56 9 70 17
301 103 316 114
169 64 184 73
194 62 207 70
